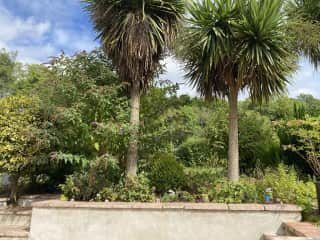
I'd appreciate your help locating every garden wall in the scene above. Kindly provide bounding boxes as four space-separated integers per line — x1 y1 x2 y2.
0 174 9 187
29 201 302 240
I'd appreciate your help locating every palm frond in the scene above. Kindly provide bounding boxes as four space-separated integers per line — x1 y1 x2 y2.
83 0 185 90
178 0 295 103
286 0 320 68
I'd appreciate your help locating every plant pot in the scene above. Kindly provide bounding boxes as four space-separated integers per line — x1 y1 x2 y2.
315 181 320 214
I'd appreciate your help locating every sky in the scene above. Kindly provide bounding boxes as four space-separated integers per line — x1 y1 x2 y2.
0 0 319 99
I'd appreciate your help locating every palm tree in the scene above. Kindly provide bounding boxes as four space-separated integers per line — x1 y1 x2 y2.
178 0 295 181
84 0 185 177
286 0 320 68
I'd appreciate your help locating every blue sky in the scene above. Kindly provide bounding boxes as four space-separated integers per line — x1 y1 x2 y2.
0 0 319 98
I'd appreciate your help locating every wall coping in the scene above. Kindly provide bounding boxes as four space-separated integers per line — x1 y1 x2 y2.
284 222 320 237
32 200 302 212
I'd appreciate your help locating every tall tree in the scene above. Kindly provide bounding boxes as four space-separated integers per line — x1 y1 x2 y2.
84 0 185 177
178 0 295 181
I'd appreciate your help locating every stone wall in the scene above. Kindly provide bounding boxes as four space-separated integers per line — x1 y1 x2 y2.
29 201 302 240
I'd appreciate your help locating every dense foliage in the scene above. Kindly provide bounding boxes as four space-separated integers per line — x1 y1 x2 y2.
147 153 186 194
208 164 316 211
60 156 121 201
0 49 17 95
0 96 48 202
277 118 320 177
0 16 319 212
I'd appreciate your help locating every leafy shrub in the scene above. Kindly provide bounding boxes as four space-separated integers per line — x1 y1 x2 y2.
60 156 121 201
147 153 186 194
96 187 117 202
207 164 316 209
161 190 195 202
40 50 130 167
259 164 316 211
0 96 49 202
115 175 155 202
97 174 155 202
277 118 320 177
209 178 261 203
184 167 226 194
238 110 281 173
176 137 213 166
60 170 109 201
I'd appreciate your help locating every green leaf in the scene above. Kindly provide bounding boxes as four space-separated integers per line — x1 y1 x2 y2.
94 142 100 151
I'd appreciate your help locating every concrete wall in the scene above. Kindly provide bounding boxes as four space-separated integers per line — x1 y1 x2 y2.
0 208 32 228
29 201 302 240
0 174 9 187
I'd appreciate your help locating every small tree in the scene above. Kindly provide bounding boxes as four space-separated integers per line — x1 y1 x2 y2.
0 49 18 95
282 118 320 177
0 96 45 203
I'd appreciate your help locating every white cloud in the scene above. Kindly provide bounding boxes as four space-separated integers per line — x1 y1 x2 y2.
296 88 316 96
73 37 97 52
3 0 80 22
288 58 320 98
53 28 97 53
0 1 97 63
15 44 57 63
0 6 50 43
160 56 197 96
0 40 8 50
54 29 70 46
0 1 319 99
0 3 54 63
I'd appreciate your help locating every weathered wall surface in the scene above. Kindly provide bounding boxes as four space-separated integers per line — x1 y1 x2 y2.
29 201 302 240
0 174 9 187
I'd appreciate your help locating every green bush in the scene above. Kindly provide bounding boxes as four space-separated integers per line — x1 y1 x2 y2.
209 178 261 203
161 190 195 202
115 175 155 202
96 187 117 202
147 153 186 194
207 164 316 209
176 137 213 166
60 170 111 201
0 96 49 202
97 174 155 202
238 110 281 173
60 156 121 201
184 167 225 194
259 164 316 211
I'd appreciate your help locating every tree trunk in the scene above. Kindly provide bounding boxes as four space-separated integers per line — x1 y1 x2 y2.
126 81 140 178
227 87 239 182
9 175 19 205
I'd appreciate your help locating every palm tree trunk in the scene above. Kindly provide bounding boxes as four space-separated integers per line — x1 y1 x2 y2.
126 81 140 177
227 87 239 182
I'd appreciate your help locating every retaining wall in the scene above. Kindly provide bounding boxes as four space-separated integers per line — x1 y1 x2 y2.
29 201 302 240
